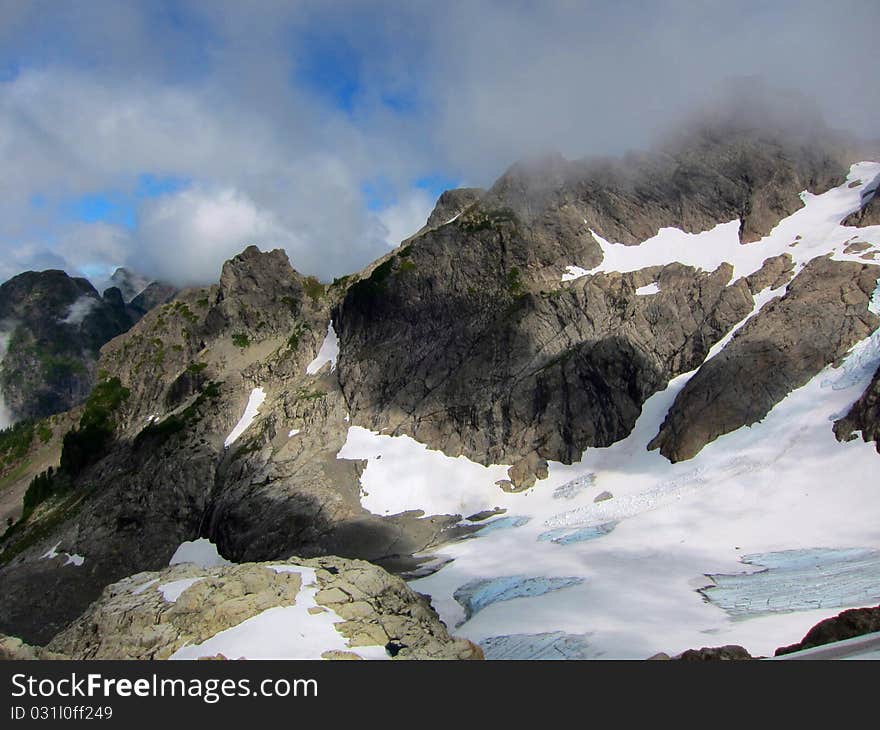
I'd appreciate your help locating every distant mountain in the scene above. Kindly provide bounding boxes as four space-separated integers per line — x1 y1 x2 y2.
1 122 879 659
106 267 152 303
0 268 176 423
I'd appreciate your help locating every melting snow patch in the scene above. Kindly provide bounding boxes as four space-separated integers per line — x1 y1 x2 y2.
635 282 660 296
224 387 265 448
41 542 85 566
170 538 232 568
131 578 159 596
701 548 880 618
170 565 389 660
159 577 205 603
306 324 339 375
561 265 591 282
288 428 301 438
821 326 880 392
337 426 511 517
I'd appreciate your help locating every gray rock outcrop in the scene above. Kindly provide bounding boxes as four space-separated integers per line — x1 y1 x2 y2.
425 188 485 229
649 257 880 461
745 253 795 293
45 556 481 660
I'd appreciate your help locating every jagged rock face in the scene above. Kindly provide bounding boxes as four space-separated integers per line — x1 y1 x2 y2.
334 131 852 481
201 374 466 566
834 364 880 450
0 248 326 642
424 188 485 229
97 246 316 429
44 556 480 660
745 253 794 293
0 271 132 420
94 247 432 573
125 281 177 323
774 603 880 656
335 227 753 481
649 257 880 462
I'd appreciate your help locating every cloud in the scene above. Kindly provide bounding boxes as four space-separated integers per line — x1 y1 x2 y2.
59 296 99 326
0 329 12 428
133 186 294 285
376 189 435 247
0 1 878 286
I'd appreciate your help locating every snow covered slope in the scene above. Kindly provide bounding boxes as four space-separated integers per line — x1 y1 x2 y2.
563 161 880 284
338 162 880 659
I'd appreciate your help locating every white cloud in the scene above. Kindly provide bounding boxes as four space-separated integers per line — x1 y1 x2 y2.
376 189 435 247
54 222 132 278
59 296 100 326
133 186 292 285
0 330 13 428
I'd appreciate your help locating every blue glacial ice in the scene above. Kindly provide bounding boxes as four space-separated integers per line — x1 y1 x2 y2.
480 632 598 660
475 515 530 535
537 521 618 545
453 575 584 624
701 547 880 618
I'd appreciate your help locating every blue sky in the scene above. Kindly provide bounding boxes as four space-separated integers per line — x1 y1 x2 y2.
0 0 877 286
56 175 190 230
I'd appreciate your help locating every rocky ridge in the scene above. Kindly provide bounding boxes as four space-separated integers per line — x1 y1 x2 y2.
47 556 481 660
1 555 481 660
0 247 468 645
